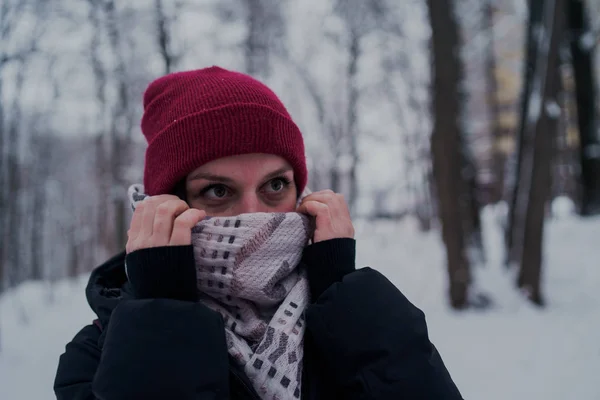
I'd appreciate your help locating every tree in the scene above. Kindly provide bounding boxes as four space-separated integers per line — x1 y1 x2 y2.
5 57 26 287
427 0 473 308
506 0 545 268
87 0 111 259
243 0 285 77
153 0 185 74
485 1 506 203
0 0 32 291
378 20 435 229
28 124 52 281
0 0 46 290
86 0 135 255
508 0 565 305
567 0 600 215
329 0 393 213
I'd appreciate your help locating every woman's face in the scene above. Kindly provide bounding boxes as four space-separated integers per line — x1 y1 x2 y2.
185 153 298 216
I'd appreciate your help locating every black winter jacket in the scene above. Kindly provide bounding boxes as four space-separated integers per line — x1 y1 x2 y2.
54 238 462 399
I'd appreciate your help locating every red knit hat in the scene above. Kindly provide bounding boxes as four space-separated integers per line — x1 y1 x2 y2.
140 66 307 196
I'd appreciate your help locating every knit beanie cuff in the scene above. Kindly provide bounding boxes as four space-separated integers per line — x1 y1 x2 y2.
143 104 308 196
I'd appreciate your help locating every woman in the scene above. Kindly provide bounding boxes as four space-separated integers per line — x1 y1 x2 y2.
54 66 463 399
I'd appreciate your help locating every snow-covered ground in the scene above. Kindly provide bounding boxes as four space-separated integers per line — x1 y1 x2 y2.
1 206 599 400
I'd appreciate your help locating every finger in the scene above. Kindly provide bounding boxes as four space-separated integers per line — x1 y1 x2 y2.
300 191 337 205
313 189 335 195
140 198 158 238
149 194 182 203
128 201 146 242
151 200 190 246
169 209 207 246
297 200 332 224
332 193 350 220
300 192 347 220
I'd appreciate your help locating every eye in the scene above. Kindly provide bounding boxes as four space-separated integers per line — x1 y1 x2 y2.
201 184 230 199
264 177 292 194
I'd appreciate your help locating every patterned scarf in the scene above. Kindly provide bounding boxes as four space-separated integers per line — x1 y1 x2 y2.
127 184 313 400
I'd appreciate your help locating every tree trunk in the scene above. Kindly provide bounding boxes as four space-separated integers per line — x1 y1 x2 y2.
29 136 48 281
485 1 505 204
0 0 31 293
0 74 6 291
515 0 565 305
519 64 561 306
104 0 131 253
67 201 80 278
506 0 545 267
427 0 471 309
347 31 360 214
154 0 174 74
244 0 281 77
567 0 600 215
244 0 265 75
464 156 486 265
88 0 111 258
6 60 25 288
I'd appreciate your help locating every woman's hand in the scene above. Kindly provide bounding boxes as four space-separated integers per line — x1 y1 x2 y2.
297 190 355 243
126 194 206 253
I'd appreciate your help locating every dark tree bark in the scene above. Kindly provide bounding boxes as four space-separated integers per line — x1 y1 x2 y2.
88 0 111 256
464 155 486 265
5 59 26 288
427 0 472 309
243 0 284 77
506 0 545 267
0 0 44 289
567 0 600 215
346 32 360 213
519 63 562 306
29 139 48 281
0 66 6 293
0 0 30 292
244 0 268 75
103 0 133 254
154 0 177 74
512 0 565 305
485 1 505 204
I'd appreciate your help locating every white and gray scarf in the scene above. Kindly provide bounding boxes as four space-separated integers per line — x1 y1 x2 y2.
127 184 313 400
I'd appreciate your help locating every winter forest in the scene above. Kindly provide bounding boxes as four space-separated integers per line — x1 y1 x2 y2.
1 0 600 398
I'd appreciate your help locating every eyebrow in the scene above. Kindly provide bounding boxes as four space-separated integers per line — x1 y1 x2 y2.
188 166 293 183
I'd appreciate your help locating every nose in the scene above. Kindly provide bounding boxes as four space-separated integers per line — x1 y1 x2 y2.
234 192 269 214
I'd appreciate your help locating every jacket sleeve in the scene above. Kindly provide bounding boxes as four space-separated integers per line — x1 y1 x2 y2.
54 246 231 400
54 324 103 400
305 267 463 400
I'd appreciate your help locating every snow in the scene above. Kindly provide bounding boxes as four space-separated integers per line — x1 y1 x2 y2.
545 100 561 118
0 276 94 399
2 209 600 399
527 91 542 123
584 144 600 159
579 31 595 52
551 196 576 218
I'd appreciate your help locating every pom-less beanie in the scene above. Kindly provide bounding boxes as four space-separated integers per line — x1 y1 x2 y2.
140 66 307 196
